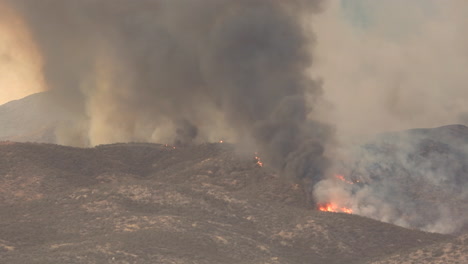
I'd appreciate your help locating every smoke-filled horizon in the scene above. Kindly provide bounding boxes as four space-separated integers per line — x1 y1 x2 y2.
312 0 468 143
5 0 331 185
1 0 467 234
3 0 468 133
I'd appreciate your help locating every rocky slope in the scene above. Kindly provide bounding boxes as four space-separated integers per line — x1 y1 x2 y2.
0 142 453 264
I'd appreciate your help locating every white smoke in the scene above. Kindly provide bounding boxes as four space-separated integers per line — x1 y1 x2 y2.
312 0 468 141
311 0 468 234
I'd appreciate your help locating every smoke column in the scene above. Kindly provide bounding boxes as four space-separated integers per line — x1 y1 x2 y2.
5 0 330 185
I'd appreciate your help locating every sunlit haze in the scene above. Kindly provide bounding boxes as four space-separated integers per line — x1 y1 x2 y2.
0 3 43 105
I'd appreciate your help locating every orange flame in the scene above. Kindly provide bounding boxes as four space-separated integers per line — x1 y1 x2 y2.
318 203 353 214
335 174 354 185
163 144 176 150
255 156 263 167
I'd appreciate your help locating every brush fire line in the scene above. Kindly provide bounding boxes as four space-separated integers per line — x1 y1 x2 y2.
317 174 354 214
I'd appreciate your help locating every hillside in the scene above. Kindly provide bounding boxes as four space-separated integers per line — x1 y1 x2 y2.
0 92 60 143
335 124 468 234
368 234 467 264
0 142 452 264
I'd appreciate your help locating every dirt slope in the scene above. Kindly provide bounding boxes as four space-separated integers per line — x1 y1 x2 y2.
368 234 467 264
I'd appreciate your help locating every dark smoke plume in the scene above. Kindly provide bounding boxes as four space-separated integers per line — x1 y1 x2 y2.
7 0 330 184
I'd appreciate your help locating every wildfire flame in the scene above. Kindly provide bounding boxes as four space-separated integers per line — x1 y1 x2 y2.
318 203 353 214
163 144 176 150
335 174 354 185
317 173 354 214
254 153 263 167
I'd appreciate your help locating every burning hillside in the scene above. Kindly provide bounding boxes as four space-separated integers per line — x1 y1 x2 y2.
0 142 454 263
314 125 468 234
1 89 467 235
1 0 333 215
0 0 467 242
317 203 353 214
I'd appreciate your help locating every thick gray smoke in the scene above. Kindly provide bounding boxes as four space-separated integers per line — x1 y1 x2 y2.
3 0 467 235
7 0 329 184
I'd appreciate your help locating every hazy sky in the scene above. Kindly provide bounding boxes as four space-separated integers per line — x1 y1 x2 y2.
0 0 467 136
0 3 43 105
312 0 468 141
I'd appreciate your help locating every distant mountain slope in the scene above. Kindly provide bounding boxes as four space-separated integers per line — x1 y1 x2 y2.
328 124 468 234
0 142 451 264
0 92 60 143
